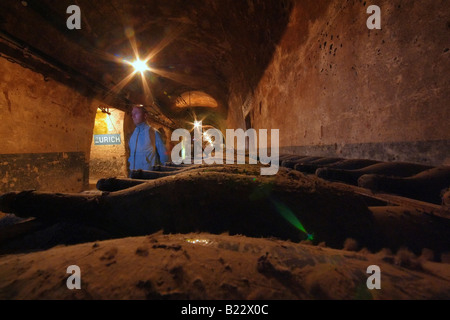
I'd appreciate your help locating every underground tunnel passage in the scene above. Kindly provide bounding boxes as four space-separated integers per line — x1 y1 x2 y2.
0 0 450 302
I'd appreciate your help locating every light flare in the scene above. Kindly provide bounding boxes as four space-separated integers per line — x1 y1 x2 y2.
271 198 314 241
194 121 202 129
128 58 150 73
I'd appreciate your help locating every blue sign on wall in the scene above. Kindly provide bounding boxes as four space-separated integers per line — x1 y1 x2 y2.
94 134 122 145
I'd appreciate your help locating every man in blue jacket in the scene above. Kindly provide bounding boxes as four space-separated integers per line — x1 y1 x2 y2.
128 106 168 174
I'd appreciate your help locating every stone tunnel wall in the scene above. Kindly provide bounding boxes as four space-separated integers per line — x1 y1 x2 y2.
231 0 450 166
0 56 98 193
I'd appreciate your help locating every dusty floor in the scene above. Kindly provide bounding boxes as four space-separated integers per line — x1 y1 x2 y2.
0 232 449 300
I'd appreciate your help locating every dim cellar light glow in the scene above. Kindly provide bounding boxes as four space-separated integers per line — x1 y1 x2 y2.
193 121 202 129
203 133 213 146
185 238 211 245
181 136 186 159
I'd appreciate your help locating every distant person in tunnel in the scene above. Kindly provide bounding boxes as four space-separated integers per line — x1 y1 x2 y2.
128 106 168 175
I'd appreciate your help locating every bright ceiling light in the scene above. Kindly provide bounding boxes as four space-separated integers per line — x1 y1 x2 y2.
130 59 149 73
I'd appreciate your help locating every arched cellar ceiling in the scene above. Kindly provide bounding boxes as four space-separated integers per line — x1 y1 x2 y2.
175 91 218 109
0 0 293 127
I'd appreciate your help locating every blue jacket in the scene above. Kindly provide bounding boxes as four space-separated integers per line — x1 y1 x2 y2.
128 122 168 171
